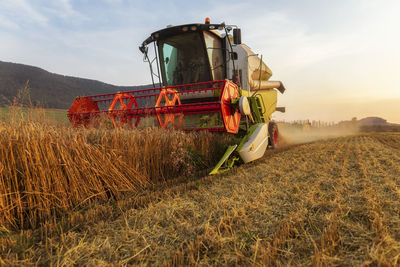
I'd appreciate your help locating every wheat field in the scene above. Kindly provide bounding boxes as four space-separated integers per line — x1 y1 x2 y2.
1 124 400 265
0 109 231 230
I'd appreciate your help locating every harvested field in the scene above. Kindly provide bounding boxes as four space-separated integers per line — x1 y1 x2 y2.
1 132 400 266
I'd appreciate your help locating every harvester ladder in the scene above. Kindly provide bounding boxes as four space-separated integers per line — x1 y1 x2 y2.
255 97 265 122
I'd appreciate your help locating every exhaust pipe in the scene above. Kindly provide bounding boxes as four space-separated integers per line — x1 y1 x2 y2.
276 107 286 113
250 80 286 94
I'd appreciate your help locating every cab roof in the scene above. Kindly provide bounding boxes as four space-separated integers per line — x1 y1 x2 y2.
140 23 225 53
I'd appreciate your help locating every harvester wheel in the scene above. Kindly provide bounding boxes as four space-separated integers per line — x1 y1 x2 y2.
268 121 279 149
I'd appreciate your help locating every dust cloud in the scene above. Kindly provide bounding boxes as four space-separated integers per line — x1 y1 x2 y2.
277 123 358 145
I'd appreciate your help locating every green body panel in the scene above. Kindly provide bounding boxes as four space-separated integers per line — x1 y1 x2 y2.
251 89 277 121
248 97 264 123
209 144 239 175
209 86 279 174
239 88 249 97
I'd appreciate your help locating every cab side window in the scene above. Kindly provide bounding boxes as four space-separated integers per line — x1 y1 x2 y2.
204 31 225 81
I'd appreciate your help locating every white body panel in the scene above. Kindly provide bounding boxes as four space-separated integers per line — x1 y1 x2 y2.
238 123 269 163
226 42 248 92
226 42 273 92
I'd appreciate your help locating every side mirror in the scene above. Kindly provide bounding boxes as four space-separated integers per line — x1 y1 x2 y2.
233 28 241 44
231 52 238 60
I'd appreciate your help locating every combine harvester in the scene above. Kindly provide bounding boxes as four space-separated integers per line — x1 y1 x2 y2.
68 19 286 174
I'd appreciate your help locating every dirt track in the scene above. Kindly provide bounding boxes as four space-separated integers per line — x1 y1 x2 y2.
2 133 400 266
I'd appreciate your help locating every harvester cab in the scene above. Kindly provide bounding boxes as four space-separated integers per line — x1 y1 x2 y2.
140 19 286 96
68 19 286 174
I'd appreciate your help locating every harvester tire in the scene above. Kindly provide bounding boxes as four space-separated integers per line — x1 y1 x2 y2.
268 121 279 149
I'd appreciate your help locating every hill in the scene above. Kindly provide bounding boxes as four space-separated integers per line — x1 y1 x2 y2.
0 60 151 109
355 117 400 132
359 116 387 126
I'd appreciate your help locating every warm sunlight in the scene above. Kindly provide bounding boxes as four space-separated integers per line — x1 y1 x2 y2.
1 0 399 122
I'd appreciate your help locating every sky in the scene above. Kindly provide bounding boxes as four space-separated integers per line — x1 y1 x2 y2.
0 0 399 123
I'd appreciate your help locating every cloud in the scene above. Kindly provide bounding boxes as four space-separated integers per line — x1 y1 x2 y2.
42 0 88 22
0 0 48 26
102 0 123 4
0 0 399 124
188 2 354 73
0 14 19 30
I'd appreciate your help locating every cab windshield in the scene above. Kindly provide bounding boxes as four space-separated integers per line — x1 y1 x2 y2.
158 32 211 86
